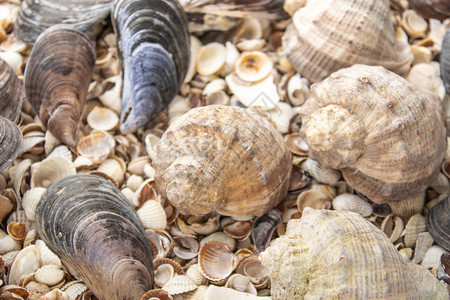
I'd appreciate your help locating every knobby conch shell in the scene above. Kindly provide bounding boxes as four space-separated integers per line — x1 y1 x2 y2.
259 208 449 299
112 0 190 133
299 64 446 218
36 174 154 300
282 0 413 82
153 105 292 217
24 25 96 147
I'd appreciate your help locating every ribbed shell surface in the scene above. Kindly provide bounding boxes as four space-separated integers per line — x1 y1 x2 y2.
282 0 413 82
427 195 450 251
299 64 446 203
0 116 22 172
112 0 190 133
441 30 450 95
14 0 111 45
0 59 22 124
36 174 154 300
260 208 449 299
24 25 95 147
154 105 292 217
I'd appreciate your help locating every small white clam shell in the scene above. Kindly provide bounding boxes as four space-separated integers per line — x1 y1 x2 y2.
154 264 175 287
35 265 64 286
332 194 373 217
145 133 161 162
421 245 446 269
8 245 40 285
236 39 267 52
162 275 198 295
126 175 144 192
22 187 46 221
127 156 151 176
35 240 62 268
76 131 115 165
46 145 73 162
196 42 226 76
301 159 341 185
31 156 76 188
0 234 21 255
168 96 190 125
184 35 202 83
406 63 445 99
87 106 119 131
202 78 227 96
221 41 240 76
137 200 167 230
225 274 257 295
61 280 87 300
235 51 273 83
90 156 126 187
2 250 19 268
198 241 237 281
265 102 295 134
0 51 23 74
98 75 122 114
185 264 206 286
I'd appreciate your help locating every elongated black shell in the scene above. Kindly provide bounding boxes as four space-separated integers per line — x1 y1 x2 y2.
442 29 450 95
112 0 190 133
0 116 23 172
427 195 450 251
36 174 154 300
0 59 22 124
14 0 111 45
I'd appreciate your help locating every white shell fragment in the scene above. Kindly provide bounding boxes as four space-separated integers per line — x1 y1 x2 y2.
332 193 373 217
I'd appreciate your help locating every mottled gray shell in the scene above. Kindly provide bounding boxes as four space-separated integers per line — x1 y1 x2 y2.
0 59 22 124
112 0 190 133
409 0 450 21
14 0 111 45
36 174 154 300
24 25 95 147
427 195 450 251
0 116 23 172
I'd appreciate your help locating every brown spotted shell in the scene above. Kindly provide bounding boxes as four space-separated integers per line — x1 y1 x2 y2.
153 105 292 217
299 64 446 204
24 24 95 147
282 0 413 82
0 59 22 124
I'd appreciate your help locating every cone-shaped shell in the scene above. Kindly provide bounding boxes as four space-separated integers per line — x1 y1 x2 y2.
0 116 23 172
427 195 450 251
282 0 413 82
259 208 448 299
441 30 450 95
36 174 154 300
0 58 22 124
112 0 190 133
24 25 95 147
299 64 446 204
14 0 111 45
154 105 292 217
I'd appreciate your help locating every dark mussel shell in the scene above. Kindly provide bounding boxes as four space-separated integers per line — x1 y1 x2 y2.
14 0 111 45
112 0 190 133
24 24 95 147
427 195 450 251
0 59 22 124
36 174 154 300
252 209 282 253
0 116 23 172
441 29 450 95
408 0 450 21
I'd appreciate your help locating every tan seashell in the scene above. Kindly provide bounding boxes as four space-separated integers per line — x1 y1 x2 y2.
287 73 309 106
31 156 76 188
202 78 226 96
184 35 201 84
8 245 40 285
40 288 70 300
22 187 46 221
137 200 167 230
235 51 272 83
44 130 61 156
299 65 446 218
25 280 52 296
86 106 119 131
198 241 237 281
430 172 450 194
282 0 413 82
204 285 272 300
35 240 62 268
401 9 428 38
173 235 199 260
0 195 14 225
199 232 237 252
76 131 115 164
284 133 308 156
259 208 448 299
406 62 445 99
265 102 295 134
225 274 257 295
235 18 263 41
223 221 252 241
196 42 226 76
90 156 126 187
0 285 30 300
220 41 240 77
236 256 267 286
154 106 291 217
185 264 206 286
7 222 27 240
98 74 122 113
23 229 38 248
404 214 427 247
21 130 45 155
168 96 190 125
236 39 267 52
411 45 432 65
296 184 335 213
398 248 413 262
332 194 372 217
47 145 73 162
2 251 19 269
153 258 184 276
421 245 446 269
154 263 175 287
183 284 208 300
162 275 198 295
34 265 64 286
381 214 404 243
413 232 434 264
141 289 173 300
283 0 307 16
61 280 87 300
126 174 144 192
301 159 341 186
128 156 151 176
0 234 21 255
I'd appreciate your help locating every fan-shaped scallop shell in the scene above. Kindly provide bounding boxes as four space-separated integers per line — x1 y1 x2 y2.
112 0 190 133
282 0 413 82
299 64 446 210
35 174 154 300
154 105 292 217
427 194 450 251
0 58 22 124
259 208 448 299
24 25 95 147
0 116 23 172
14 0 111 45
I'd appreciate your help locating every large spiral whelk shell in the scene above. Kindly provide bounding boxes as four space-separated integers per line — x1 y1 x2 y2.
282 0 413 82
112 0 190 133
24 25 96 147
154 105 292 217
299 64 446 218
0 58 22 124
36 174 154 300
259 208 448 299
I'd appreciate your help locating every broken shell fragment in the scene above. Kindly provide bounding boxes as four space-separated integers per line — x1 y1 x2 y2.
235 51 273 82
196 42 226 76
24 25 95 147
252 209 282 253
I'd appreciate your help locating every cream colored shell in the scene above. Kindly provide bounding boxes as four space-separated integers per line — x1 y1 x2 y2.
154 105 292 217
282 0 413 82
259 208 448 299
299 64 446 204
